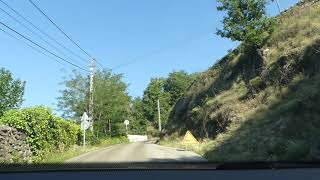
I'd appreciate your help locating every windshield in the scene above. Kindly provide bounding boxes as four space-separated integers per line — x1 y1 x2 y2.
0 0 319 168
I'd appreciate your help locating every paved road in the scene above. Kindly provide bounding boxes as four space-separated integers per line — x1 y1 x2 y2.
66 142 206 163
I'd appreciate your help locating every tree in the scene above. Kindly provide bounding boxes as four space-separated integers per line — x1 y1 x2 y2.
140 71 199 132
57 70 89 119
93 70 130 136
0 68 25 116
142 78 171 127
128 97 147 134
57 69 131 137
216 0 275 49
164 71 197 106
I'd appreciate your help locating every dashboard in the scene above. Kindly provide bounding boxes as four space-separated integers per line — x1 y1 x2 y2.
2 168 320 180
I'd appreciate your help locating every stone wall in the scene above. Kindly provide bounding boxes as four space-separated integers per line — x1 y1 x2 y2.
0 125 32 163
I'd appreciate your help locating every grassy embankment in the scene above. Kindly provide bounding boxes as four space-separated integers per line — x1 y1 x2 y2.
44 136 128 163
161 1 320 161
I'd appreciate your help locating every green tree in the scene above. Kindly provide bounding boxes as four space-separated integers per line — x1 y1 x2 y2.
216 0 275 49
57 69 131 137
57 70 89 119
142 78 171 128
93 70 130 136
164 70 197 106
0 68 25 116
128 97 147 134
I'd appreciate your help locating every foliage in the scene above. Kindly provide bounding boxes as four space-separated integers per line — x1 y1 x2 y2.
0 106 81 161
57 70 88 119
128 97 148 134
58 69 131 137
216 0 275 48
164 70 197 106
146 122 160 137
59 69 197 137
249 76 265 90
284 140 310 160
0 68 25 116
93 70 131 136
51 117 81 150
142 78 171 127
141 71 197 132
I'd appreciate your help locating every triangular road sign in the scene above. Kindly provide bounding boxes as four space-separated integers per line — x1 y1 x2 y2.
182 130 199 145
81 112 89 122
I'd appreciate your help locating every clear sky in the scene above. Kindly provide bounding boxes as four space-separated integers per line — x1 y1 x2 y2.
0 0 299 111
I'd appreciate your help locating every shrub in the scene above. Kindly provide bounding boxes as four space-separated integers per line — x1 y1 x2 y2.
0 106 81 161
51 117 81 150
87 133 102 145
249 76 265 90
147 123 159 137
284 140 310 160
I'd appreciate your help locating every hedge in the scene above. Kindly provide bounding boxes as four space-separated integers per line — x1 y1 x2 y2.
0 106 81 162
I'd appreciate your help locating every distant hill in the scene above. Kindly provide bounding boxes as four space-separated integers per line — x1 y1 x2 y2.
164 0 320 161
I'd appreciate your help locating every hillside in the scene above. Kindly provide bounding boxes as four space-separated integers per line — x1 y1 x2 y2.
164 0 320 161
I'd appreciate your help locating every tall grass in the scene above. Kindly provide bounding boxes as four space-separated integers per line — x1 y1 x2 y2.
43 136 128 163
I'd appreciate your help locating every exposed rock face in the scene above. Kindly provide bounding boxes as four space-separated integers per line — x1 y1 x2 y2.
0 125 32 163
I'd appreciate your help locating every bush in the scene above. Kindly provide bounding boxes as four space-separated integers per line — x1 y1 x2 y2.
0 106 81 161
87 132 102 145
147 123 159 137
284 140 310 160
249 76 266 90
51 117 81 150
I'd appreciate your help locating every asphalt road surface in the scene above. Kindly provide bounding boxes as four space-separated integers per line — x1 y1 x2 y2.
66 142 206 163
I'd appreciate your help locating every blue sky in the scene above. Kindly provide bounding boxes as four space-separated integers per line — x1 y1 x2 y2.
0 0 299 111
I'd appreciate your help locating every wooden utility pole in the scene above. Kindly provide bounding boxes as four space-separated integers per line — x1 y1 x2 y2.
157 99 161 132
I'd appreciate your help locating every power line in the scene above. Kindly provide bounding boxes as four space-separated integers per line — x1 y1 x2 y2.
0 5 88 70
0 0 91 65
0 26 71 70
272 0 281 13
27 0 104 69
0 20 89 72
111 30 213 70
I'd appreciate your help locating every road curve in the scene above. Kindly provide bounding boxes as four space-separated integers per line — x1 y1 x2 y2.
66 142 206 163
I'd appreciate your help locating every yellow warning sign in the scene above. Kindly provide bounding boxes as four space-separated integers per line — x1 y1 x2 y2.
182 130 199 145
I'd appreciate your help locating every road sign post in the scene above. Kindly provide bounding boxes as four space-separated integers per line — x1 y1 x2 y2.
83 128 86 147
124 120 129 134
81 112 90 147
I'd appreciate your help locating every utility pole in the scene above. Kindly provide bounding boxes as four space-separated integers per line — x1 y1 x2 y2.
272 0 281 14
157 99 161 132
89 58 95 132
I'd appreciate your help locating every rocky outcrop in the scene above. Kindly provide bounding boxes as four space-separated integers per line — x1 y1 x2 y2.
0 125 32 163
